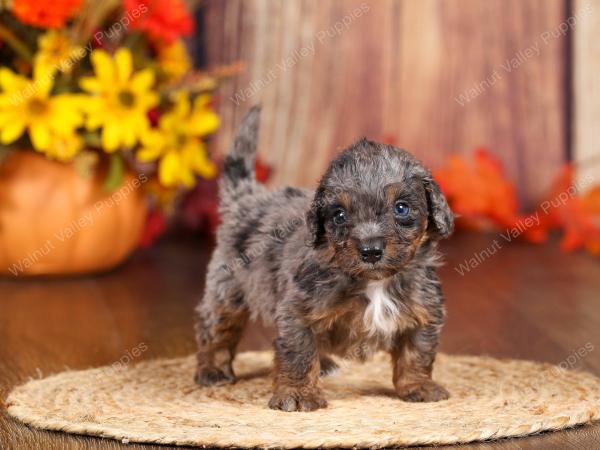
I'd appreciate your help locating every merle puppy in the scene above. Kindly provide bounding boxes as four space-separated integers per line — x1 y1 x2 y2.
194 106 454 412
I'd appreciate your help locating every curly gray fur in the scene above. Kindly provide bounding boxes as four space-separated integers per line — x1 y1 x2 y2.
194 106 454 411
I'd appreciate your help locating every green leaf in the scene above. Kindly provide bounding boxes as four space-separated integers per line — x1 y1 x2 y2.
104 152 124 192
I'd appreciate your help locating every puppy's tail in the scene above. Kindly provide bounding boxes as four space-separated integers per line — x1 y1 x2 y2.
220 105 261 203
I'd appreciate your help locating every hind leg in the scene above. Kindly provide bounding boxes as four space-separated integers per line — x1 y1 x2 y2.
194 274 248 386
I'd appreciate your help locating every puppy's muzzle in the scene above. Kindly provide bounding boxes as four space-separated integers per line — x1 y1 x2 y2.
358 238 385 263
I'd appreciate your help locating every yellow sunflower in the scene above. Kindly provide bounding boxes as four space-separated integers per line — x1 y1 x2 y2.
0 64 84 153
157 39 192 80
137 92 219 188
35 30 84 76
79 48 158 152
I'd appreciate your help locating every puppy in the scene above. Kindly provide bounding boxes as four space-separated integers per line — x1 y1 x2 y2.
194 106 454 412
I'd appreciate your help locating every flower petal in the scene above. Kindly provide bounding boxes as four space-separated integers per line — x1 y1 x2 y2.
137 146 163 162
190 110 220 136
1 120 25 144
102 122 122 152
90 50 115 85
33 62 54 95
79 77 103 93
51 97 84 132
30 124 52 150
130 69 155 92
47 132 82 161
159 151 183 187
115 48 133 84
0 111 16 127
173 91 190 116
193 94 212 109
122 124 137 148
187 142 217 178
0 69 27 92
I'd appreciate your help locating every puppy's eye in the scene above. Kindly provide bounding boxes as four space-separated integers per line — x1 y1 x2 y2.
333 209 347 225
394 201 410 218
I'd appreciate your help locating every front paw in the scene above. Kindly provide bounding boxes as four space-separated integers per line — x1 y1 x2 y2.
268 387 328 412
396 380 449 402
194 366 235 387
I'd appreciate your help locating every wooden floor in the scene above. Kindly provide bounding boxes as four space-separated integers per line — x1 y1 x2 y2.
1 232 600 449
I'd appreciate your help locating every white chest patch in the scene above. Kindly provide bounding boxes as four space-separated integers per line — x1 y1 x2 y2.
363 279 400 338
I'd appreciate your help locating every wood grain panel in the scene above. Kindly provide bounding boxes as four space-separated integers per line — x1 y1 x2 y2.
573 0 600 187
203 0 568 205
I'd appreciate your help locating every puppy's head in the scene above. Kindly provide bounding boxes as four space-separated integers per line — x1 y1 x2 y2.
307 138 453 279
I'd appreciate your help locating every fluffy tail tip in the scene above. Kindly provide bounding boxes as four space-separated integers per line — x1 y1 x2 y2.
221 105 262 191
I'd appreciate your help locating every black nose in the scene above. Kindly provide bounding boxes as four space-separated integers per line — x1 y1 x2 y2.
359 239 385 263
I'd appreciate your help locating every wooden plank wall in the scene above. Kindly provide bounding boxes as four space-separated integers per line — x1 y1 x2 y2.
203 0 569 205
574 0 600 187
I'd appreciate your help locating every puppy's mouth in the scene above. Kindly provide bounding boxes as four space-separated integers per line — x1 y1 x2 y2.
361 266 391 280
354 260 397 280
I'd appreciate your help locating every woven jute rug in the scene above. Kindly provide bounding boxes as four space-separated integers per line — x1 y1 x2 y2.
6 351 600 448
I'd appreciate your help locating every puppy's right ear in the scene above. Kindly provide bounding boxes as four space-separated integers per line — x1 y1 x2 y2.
423 175 454 240
306 187 326 247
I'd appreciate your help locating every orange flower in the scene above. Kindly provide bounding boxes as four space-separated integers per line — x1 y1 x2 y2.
522 165 574 243
12 0 82 28
125 0 194 44
433 149 600 255
529 165 600 254
433 148 521 231
578 187 600 254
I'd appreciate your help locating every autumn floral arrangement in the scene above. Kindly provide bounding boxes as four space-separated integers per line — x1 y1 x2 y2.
433 149 600 255
0 0 221 191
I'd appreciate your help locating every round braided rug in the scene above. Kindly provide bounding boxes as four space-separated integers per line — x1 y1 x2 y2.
6 351 600 448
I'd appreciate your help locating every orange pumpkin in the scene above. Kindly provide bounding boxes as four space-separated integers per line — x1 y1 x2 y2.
0 151 148 276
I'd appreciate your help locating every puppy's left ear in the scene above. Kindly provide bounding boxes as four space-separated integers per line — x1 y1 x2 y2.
422 175 454 240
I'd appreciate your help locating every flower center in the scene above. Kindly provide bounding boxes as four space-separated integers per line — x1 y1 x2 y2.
118 90 136 108
28 98 49 116
50 41 65 57
175 133 187 148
